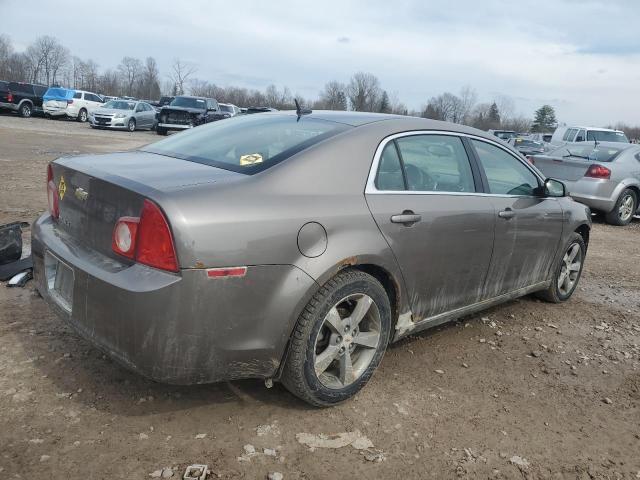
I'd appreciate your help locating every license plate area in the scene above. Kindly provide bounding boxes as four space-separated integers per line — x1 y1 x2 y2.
44 251 74 313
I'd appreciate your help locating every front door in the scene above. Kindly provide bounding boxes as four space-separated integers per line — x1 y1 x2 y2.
469 139 564 298
365 133 495 322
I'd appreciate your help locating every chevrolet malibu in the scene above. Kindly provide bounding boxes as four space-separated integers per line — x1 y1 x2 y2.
33 111 591 406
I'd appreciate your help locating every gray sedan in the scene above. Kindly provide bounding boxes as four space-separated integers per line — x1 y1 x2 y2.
32 112 591 406
89 100 157 131
532 142 640 225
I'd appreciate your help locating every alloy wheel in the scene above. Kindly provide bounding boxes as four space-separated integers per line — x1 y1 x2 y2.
619 194 635 222
558 243 582 296
313 293 381 389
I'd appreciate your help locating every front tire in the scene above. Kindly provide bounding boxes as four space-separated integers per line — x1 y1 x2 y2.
536 232 586 303
19 103 32 118
281 269 391 407
77 109 88 123
127 118 136 132
605 189 637 226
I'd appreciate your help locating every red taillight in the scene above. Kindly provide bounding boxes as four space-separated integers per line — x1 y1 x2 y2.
112 199 178 272
585 164 611 179
111 217 139 258
7 93 13 103
46 164 59 219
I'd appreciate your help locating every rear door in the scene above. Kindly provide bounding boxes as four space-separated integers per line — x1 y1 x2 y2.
365 132 495 322
469 139 563 297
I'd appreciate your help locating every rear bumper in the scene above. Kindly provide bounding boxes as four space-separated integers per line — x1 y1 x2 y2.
0 102 18 111
32 214 317 384
565 178 619 212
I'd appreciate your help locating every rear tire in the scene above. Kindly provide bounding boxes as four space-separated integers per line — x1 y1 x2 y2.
281 269 391 407
536 232 586 303
156 127 168 136
77 109 88 123
127 118 136 132
19 103 32 118
605 189 637 226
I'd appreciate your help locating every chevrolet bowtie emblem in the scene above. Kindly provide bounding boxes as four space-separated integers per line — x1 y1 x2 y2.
75 187 88 201
58 176 66 201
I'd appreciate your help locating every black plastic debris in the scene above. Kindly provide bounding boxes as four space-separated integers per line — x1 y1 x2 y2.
0 256 33 282
0 222 29 265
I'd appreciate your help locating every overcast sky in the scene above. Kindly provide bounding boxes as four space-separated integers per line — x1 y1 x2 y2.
3 0 640 125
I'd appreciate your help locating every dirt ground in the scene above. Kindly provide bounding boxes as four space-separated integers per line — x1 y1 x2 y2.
0 114 639 480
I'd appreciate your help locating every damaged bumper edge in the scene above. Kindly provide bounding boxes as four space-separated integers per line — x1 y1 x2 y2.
32 214 317 384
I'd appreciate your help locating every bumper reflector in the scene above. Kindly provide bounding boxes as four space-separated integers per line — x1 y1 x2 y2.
206 267 247 278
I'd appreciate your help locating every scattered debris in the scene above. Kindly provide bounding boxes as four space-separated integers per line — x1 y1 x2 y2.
434 369 445 375
237 444 279 462
531 351 543 358
244 444 256 455
603 397 613 405
194 433 207 439
149 468 174 478
139 433 149 440
510 455 529 469
39 455 50 462
362 450 386 462
256 423 281 437
267 473 283 480
296 430 374 451
393 402 409 415
183 464 207 480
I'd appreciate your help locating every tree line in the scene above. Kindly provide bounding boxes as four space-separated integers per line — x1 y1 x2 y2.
1 34 637 138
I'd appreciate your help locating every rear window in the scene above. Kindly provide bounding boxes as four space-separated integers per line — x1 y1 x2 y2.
586 130 629 143
514 139 543 148
552 145 625 162
141 114 349 174
9 82 34 94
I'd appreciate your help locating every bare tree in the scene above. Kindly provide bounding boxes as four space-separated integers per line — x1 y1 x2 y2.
138 57 161 99
24 36 69 85
458 86 477 123
494 94 515 123
170 58 197 95
118 56 142 96
346 72 381 111
316 81 347 110
0 35 12 79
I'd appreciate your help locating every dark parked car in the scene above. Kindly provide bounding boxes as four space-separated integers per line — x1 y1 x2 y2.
33 112 591 406
158 96 174 107
0 81 47 117
156 96 230 135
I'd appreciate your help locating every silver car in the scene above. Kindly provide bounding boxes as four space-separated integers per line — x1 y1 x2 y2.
532 142 640 225
89 100 157 132
32 111 591 406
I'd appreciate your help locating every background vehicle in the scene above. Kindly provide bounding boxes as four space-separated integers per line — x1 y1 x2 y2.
0 81 47 117
532 142 640 225
33 112 591 406
158 96 174 107
551 126 629 145
508 137 546 156
89 100 157 131
156 95 229 135
488 129 517 141
44 89 104 122
219 103 241 116
530 132 553 144
245 106 278 114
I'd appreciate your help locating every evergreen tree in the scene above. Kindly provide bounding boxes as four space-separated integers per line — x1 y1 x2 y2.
488 102 501 125
532 105 557 132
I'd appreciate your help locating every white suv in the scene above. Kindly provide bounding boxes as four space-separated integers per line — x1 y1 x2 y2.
44 90 104 122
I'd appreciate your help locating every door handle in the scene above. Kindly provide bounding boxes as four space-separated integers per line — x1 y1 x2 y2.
498 208 515 219
391 211 422 226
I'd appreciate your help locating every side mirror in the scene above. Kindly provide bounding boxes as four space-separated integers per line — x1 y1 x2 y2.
543 178 566 197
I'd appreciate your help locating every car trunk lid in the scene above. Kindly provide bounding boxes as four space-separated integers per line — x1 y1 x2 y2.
49 151 243 262
532 154 594 181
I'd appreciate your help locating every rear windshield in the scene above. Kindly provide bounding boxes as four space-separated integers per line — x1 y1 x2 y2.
9 82 34 94
141 114 349 174
586 130 629 143
104 100 135 110
554 145 625 162
170 97 206 109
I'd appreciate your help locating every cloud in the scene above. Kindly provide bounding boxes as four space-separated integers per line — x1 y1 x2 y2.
337 36 351 44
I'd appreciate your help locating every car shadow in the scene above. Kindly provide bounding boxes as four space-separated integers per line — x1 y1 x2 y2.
9 288 312 415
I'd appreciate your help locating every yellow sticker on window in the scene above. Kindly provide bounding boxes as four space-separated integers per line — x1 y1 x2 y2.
239 153 263 166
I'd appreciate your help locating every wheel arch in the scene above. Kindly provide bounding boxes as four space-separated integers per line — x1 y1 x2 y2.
574 223 590 250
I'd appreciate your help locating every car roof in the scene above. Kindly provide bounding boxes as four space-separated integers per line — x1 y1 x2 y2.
568 126 623 133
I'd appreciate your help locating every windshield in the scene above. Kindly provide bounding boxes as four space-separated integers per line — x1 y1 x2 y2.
496 131 516 139
219 105 233 113
141 114 349 174
103 100 135 110
554 145 625 162
169 97 206 109
586 130 629 143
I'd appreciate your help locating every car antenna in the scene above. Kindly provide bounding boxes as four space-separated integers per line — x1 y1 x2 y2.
294 98 312 120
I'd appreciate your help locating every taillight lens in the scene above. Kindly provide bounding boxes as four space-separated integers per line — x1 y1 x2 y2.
7 93 13 103
111 217 139 258
112 199 178 272
585 164 611 179
46 164 59 219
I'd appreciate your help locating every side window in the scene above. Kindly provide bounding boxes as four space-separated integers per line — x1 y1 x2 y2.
375 143 405 191
576 129 586 142
73 92 82 99
395 135 475 192
565 128 578 141
472 140 539 196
